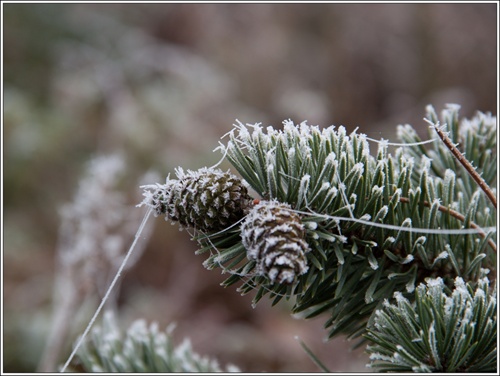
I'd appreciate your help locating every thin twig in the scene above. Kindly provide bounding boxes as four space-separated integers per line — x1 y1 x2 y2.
398 197 496 252
427 120 497 209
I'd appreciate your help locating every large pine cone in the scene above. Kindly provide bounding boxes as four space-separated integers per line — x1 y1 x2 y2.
241 200 310 284
149 167 253 232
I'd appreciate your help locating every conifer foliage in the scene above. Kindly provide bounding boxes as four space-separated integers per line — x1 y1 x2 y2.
135 104 496 372
76 311 239 372
366 276 496 372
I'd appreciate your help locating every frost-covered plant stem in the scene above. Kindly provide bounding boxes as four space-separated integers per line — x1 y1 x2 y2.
60 208 153 372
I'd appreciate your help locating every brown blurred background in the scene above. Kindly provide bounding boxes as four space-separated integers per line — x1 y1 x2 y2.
3 3 497 373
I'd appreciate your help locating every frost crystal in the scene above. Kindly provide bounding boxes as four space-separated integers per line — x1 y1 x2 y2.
402 254 414 264
425 277 444 288
394 291 406 303
433 251 448 263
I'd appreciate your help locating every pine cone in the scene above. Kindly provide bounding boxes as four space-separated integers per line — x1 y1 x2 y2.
241 200 310 284
148 167 253 232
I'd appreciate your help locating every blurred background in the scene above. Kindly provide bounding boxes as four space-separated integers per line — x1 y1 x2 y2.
3 2 497 373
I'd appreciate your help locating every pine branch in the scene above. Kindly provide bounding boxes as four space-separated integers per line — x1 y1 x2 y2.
139 105 496 365
365 276 496 372
61 103 495 375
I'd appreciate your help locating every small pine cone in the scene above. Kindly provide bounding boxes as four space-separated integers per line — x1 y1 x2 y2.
147 167 252 232
241 200 310 284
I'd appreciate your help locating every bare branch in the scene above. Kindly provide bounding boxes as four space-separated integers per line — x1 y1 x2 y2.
428 120 497 209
